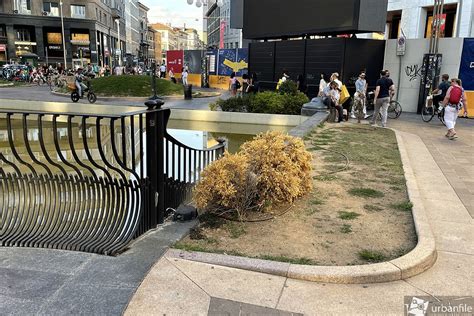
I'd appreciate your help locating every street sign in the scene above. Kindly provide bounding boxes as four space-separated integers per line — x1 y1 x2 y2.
396 30 406 56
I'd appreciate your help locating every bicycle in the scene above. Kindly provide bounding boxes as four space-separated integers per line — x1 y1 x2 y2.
363 91 403 120
421 95 445 125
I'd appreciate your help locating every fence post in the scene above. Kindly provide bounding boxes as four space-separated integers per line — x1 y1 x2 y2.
145 100 165 226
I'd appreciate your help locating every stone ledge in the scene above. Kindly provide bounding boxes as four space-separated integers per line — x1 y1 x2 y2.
165 129 438 284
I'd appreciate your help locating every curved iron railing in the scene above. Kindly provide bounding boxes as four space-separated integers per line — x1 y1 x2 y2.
162 110 226 211
0 106 226 255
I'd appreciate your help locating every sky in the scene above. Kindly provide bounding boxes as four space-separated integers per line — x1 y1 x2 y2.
141 0 204 31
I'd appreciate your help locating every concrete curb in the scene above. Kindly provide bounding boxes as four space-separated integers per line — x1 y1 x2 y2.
50 90 220 101
165 129 437 284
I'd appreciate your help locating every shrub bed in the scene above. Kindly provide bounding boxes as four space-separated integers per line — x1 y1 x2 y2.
211 81 309 115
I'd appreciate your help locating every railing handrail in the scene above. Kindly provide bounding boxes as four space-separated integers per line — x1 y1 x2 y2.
0 107 163 119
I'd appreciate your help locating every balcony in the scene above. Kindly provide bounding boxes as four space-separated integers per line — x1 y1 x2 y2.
111 8 121 19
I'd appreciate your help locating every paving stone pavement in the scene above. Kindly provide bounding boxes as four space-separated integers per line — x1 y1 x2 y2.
125 119 473 315
388 114 474 218
0 221 196 315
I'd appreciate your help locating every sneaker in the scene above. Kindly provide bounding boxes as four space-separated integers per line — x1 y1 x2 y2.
364 114 370 119
350 114 356 119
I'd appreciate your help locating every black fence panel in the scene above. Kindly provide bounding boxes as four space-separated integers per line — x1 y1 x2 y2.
343 38 386 91
274 40 306 82
248 42 275 82
305 38 345 86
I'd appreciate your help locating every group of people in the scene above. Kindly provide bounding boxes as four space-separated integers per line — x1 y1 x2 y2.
229 72 259 96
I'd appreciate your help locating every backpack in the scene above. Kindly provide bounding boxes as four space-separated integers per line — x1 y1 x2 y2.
235 79 241 90
449 86 462 105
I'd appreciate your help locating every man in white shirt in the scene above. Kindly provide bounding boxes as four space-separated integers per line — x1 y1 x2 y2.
159 63 166 78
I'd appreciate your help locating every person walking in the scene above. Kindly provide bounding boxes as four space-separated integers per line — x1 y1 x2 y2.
371 70 395 127
160 63 166 78
181 68 188 86
432 74 451 107
229 72 238 96
351 72 368 122
443 78 468 140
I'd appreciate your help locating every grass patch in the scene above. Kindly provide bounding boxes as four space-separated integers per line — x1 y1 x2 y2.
226 222 246 238
340 224 352 233
348 188 385 198
358 249 387 263
309 198 324 206
363 204 383 212
304 208 320 216
91 75 183 97
390 201 413 212
338 211 361 220
313 174 338 181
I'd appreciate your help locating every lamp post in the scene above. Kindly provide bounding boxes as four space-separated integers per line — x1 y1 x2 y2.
60 1 67 69
115 18 121 66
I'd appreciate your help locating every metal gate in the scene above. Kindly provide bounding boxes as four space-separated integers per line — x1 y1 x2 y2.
0 105 225 255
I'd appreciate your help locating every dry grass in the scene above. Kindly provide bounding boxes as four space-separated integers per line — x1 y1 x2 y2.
174 123 417 266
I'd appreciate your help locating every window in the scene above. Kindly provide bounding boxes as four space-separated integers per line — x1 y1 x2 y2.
424 5 457 38
43 2 59 16
71 5 85 19
18 0 31 14
16 28 32 41
0 25 6 38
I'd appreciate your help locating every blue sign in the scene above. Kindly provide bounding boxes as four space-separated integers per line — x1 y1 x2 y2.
236 48 249 77
459 38 474 90
218 49 237 76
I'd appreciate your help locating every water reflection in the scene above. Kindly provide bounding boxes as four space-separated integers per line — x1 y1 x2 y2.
167 119 292 153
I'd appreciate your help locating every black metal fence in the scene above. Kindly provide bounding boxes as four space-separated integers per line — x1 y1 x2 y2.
0 105 225 255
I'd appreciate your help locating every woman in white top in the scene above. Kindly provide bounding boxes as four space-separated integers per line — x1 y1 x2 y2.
318 73 328 97
181 68 188 85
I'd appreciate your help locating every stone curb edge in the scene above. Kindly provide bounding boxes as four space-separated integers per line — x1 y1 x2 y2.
165 128 437 284
50 90 220 101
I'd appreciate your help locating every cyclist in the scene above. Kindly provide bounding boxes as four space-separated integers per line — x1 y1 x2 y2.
74 68 87 98
432 74 451 108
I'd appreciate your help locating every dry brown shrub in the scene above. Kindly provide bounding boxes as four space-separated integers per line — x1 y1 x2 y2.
193 132 312 217
241 131 313 207
193 152 258 219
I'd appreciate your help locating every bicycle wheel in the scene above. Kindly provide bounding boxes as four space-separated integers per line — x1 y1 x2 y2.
438 108 446 126
388 101 402 119
87 92 97 104
421 105 435 122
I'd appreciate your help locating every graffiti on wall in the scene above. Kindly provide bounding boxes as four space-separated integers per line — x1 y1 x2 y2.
405 64 423 81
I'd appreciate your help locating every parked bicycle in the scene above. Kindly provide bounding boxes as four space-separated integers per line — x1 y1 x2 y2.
421 94 445 125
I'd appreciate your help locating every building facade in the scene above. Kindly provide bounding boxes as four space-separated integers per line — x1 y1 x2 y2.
0 0 128 67
204 0 249 49
386 0 473 39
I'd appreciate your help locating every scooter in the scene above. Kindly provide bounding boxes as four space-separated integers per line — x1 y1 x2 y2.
70 81 97 104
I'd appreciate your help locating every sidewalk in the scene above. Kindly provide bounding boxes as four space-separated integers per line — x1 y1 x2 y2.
125 117 473 315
